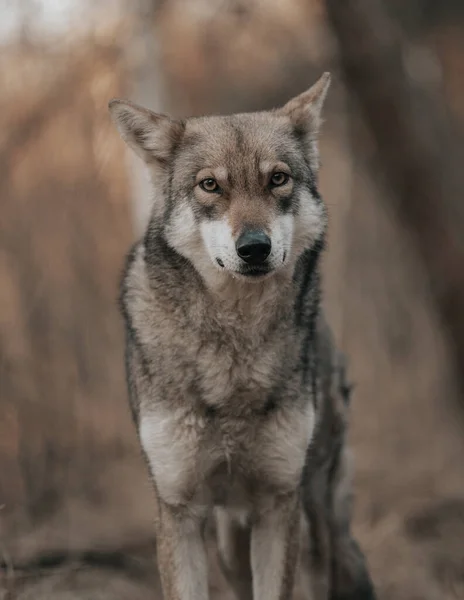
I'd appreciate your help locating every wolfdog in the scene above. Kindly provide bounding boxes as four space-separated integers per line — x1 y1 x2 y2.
109 72 375 600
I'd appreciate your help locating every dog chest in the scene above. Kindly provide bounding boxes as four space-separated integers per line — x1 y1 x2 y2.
139 399 315 508
192 326 293 410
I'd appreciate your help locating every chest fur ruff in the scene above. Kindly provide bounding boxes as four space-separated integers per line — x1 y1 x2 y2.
139 400 315 507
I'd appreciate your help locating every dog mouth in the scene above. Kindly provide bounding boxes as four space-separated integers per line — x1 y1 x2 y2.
215 258 276 279
237 265 274 279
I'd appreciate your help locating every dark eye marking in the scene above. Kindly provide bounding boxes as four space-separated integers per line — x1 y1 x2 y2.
278 195 293 213
199 178 221 193
270 172 290 187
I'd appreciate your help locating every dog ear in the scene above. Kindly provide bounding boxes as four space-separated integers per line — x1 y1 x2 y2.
108 99 184 165
280 72 331 170
280 72 331 135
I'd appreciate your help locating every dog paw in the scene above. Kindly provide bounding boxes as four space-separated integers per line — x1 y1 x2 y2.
330 573 377 600
330 539 377 600
330 580 377 600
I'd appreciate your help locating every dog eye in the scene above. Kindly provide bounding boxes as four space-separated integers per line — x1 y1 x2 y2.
270 172 290 187
199 178 220 193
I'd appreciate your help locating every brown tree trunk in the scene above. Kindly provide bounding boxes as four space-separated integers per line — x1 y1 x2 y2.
324 0 464 399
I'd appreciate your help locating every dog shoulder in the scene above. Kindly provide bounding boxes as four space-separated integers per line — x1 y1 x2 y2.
120 241 150 319
119 240 172 349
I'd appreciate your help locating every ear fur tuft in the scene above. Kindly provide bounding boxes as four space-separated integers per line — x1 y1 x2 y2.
280 72 331 134
108 99 184 164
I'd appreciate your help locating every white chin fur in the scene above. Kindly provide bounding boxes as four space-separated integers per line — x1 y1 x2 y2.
200 218 242 272
166 197 324 283
200 214 295 274
292 189 326 253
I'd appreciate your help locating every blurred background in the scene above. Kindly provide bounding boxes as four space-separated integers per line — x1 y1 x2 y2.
1 0 464 598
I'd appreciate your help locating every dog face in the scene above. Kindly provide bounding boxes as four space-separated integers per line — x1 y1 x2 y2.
109 73 330 283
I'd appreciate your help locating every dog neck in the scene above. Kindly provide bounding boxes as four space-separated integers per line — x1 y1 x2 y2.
143 225 320 332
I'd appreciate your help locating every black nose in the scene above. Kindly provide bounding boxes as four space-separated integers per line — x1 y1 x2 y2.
236 229 271 265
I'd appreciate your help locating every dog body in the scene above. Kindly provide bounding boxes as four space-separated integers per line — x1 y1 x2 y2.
125 238 315 599
110 74 375 600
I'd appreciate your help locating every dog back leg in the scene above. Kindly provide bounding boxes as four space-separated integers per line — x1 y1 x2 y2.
327 446 376 600
303 445 376 600
302 344 376 600
302 468 332 600
215 507 253 600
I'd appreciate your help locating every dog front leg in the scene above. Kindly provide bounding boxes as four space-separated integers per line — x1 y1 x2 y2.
251 492 300 600
215 507 253 600
156 498 209 600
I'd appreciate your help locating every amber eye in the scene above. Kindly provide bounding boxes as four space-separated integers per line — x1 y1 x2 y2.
199 178 220 193
270 172 290 187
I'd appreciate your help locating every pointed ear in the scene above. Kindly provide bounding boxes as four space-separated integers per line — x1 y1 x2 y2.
280 72 331 136
108 99 184 164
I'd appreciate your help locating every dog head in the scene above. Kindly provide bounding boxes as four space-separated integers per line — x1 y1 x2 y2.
109 73 330 284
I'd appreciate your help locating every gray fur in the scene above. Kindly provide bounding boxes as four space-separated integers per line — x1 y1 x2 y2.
109 72 375 600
